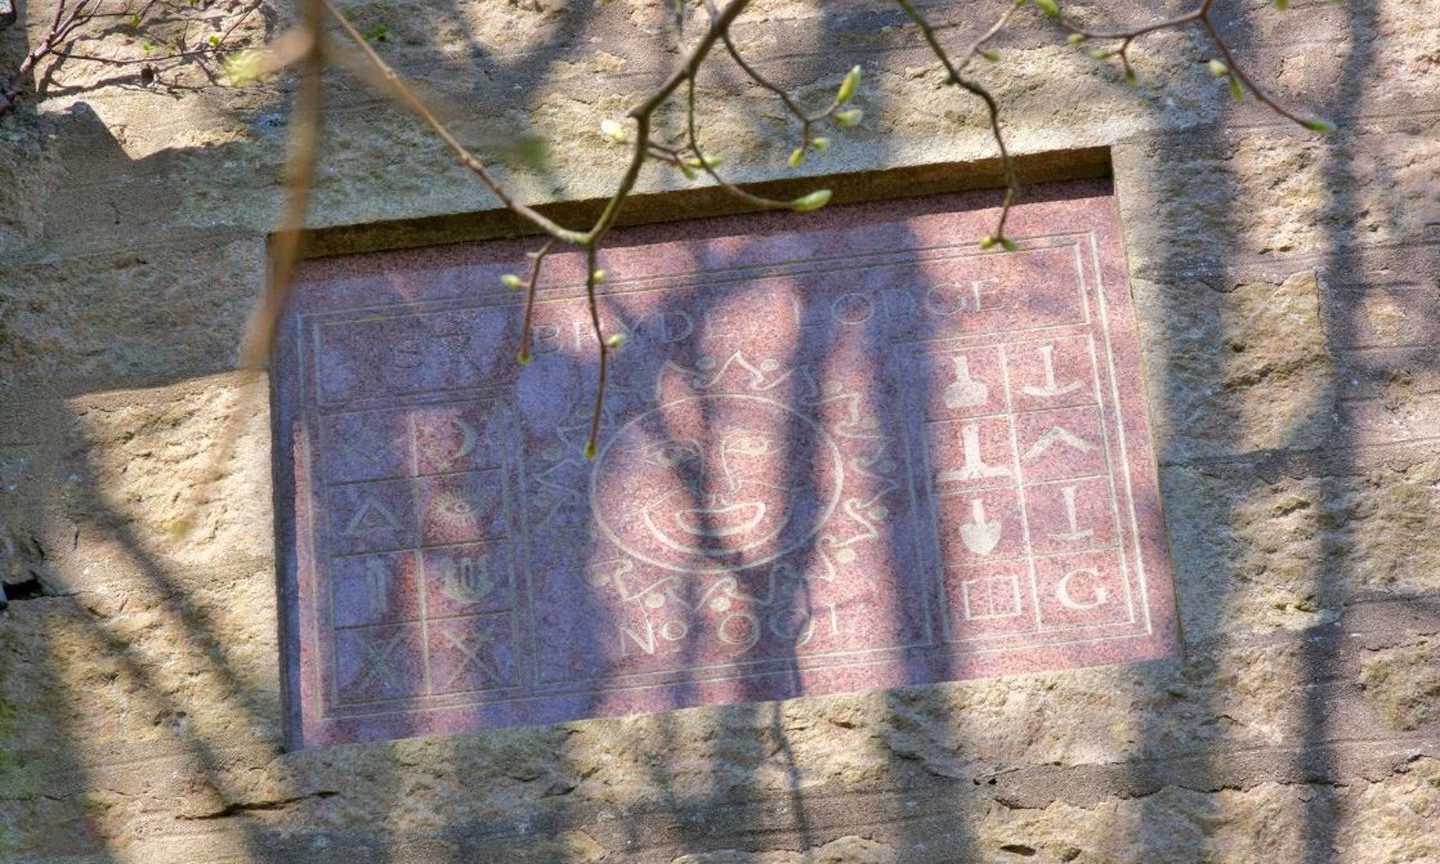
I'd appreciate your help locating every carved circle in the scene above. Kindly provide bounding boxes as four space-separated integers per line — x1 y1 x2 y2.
592 394 844 574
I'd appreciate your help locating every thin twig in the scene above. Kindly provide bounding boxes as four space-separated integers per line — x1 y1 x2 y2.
1060 4 1208 43
177 0 324 534
706 0 833 133
239 18 321 371
583 243 605 459
516 240 553 366
207 0 1331 463
318 0 586 244
894 0 1020 243
1 0 99 118
1058 0 1327 130
585 0 755 246
1198 14 1312 127
685 74 796 210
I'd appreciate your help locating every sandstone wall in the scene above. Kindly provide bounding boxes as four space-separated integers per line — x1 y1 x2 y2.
2 0 1438 861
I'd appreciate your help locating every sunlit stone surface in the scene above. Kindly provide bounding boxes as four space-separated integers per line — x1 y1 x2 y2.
274 182 1177 746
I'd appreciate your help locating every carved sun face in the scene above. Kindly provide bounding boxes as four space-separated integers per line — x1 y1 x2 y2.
593 393 843 573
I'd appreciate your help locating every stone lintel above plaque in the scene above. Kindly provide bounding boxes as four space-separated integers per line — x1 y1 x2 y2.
272 180 1179 747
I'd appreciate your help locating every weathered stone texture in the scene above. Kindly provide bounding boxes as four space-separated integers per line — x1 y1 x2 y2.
0 234 267 390
1161 457 1440 640
58 375 274 573
1362 637 1440 733
1 0 1438 861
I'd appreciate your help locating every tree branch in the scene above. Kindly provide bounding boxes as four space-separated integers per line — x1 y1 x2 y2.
1058 0 1331 131
210 0 1335 459
894 0 1021 245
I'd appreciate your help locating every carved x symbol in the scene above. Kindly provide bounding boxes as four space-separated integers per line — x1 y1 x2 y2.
355 631 408 692
441 626 502 688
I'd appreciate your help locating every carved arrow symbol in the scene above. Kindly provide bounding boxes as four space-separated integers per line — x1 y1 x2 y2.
958 498 1003 556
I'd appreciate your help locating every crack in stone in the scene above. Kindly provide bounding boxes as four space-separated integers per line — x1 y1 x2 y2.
177 790 339 821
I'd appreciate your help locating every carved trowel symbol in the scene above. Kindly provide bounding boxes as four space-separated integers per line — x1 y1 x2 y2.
943 354 989 409
958 498 1002 556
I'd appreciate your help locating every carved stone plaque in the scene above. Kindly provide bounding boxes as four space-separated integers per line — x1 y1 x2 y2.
274 181 1178 746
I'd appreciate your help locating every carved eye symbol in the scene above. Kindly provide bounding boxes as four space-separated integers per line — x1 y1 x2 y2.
432 494 479 526
643 439 701 468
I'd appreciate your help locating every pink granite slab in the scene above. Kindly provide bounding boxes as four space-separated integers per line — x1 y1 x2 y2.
272 180 1179 747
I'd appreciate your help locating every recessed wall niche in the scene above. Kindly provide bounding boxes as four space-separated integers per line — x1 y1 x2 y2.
271 180 1178 747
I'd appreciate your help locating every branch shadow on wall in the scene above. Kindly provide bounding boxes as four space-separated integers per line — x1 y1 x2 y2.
5 3 1094 861
9 2 1436 864
1123 2 1440 863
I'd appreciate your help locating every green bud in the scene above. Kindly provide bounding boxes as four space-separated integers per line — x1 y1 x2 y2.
979 235 998 250
584 440 598 460
1207 58 1228 76
1228 73 1244 100
836 65 861 104
811 136 831 152
223 49 264 85
606 332 628 349
1087 48 1109 60
788 146 806 168
1000 237 1018 252
1302 117 1336 134
1066 33 1087 45
513 135 551 171
591 269 608 284
1035 0 1060 19
600 119 627 144
1123 66 1138 85
835 108 864 127
791 189 832 212
500 273 525 290
679 162 698 180
980 49 1000 62
516 349 532 365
